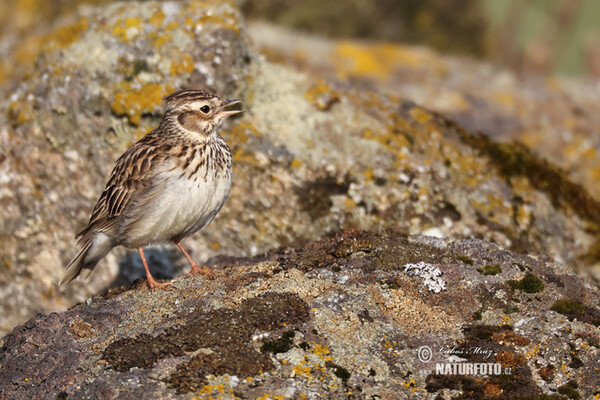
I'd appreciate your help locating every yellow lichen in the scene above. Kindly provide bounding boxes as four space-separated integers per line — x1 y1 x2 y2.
334 42 427 80
112 17 144 41
311 344 331 356
292 363 313 378
304 80 341 111
8 100 35 126
170 54 195 76
50 16 89 48
255 395 284 400
149 9 165 28
152 33 172 47
111 82 173 126
409 107 433 125
195 13 241 35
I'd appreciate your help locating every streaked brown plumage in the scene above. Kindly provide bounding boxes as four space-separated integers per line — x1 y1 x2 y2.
60 89 242 289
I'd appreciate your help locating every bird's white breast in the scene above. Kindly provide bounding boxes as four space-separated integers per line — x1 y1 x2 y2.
124 166 232 247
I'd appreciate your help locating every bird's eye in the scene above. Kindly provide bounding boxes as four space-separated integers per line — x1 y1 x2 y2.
200 105 211 114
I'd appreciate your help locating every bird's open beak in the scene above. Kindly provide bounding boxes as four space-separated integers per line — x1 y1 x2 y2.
217 99 243 117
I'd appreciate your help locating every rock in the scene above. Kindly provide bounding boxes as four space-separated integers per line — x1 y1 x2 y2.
1 231 599 398
0 0 250 335
248 22 600 202
1 0 599 356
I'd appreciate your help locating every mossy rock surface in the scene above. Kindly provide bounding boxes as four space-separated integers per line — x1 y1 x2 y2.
1 231 600 398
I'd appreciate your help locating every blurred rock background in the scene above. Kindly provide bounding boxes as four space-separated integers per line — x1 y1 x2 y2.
0 0 599 340
2 0 600 79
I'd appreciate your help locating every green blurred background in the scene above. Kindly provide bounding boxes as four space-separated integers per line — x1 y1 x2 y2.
1 0 599 77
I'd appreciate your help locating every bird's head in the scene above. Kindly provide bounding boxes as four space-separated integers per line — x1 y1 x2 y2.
164 89 243 137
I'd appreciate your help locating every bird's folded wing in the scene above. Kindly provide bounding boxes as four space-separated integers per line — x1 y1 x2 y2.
77 141 169 240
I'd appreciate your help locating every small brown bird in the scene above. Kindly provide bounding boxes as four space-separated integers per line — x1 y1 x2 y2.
60 89 242 289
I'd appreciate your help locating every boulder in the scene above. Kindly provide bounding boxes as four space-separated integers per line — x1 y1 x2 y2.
1 231 599 398
1 5 599 396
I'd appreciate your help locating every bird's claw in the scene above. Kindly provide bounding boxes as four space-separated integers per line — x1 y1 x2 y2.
146 277 173 290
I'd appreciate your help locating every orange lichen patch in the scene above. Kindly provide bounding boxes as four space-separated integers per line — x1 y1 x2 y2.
112 17 144 41
111 82 173 125
409 107 433 125
492 330 530 346
334 42 432 80
68 319 93 339
484 382 502 396
304 80 341 111
170 54 195 76
496 350 526 369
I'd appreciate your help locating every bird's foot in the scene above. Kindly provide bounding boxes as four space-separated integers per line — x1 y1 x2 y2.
146 276 173 290
188 263 213 278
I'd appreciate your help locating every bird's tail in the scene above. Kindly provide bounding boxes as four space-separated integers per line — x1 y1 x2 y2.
59 234 113 285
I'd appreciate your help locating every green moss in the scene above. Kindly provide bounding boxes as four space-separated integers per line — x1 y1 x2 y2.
463 324 511 341
55 392 68 400
550 298 600 326
299 341 310 350
326 362 351 384
538 395 567 400
477 264 502 275
456 255 474 265
260 330 295 354
551 298 584 314
558 381 581 400
508 272 545 293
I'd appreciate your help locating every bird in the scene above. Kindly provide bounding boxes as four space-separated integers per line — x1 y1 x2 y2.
60 89 242 290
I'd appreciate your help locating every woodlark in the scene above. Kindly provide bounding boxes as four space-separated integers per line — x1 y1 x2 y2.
60 90 242 289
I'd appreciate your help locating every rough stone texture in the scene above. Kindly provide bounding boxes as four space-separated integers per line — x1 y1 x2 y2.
0 0 250 335
249 22 600 202
1 231 599 399
2 0 600 340
1 4 600 398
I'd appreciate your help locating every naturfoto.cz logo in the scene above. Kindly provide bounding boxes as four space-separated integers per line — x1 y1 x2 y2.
417 345 512 376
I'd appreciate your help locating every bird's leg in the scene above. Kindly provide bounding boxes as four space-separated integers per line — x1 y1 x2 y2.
174 240 212 276
138 247 172 290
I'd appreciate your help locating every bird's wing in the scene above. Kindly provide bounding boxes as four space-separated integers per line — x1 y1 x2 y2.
77 139 170 240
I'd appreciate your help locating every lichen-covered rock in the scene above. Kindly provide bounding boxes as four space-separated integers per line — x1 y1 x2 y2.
249 22 600 202
0 0 250 335
1 231 599 399
1 0 600 347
